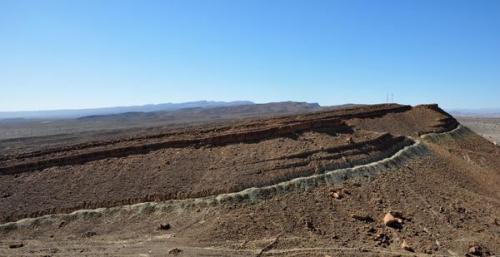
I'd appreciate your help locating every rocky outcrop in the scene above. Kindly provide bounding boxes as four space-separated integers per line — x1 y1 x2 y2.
0 104 456 175
0 103 460 222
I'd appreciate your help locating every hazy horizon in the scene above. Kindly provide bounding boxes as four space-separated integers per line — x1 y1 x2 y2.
1 99 499 113
1 99 499 120
0 100 254 113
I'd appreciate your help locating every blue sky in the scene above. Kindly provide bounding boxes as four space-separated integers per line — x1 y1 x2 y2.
1 0 499 111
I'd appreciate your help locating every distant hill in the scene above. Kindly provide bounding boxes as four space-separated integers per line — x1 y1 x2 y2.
0 100 254 120
0 101 321 140
77 101 321 121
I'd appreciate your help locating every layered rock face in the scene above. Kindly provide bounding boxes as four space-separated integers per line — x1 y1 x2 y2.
0 104 458 222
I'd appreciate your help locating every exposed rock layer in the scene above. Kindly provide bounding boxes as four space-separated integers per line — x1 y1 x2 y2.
0 104 458 222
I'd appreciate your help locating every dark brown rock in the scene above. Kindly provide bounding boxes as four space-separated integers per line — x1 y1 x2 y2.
168 248 182 255
8 242 24 249
158 223 171 230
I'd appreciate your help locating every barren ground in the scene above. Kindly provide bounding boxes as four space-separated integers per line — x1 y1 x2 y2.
458 117 500 144
0 104 499 257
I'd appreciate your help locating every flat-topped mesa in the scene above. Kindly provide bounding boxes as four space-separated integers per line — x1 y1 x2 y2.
413 104 459 134
346 104 458 137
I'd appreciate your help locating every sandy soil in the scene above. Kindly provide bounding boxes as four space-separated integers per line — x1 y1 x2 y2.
458 117 500 144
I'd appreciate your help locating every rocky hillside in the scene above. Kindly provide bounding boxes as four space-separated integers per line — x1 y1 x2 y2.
1 103 499 257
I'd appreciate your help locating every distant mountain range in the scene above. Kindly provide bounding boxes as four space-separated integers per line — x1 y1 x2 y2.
77 101 322 121
4 102 498 120
0 101 254 120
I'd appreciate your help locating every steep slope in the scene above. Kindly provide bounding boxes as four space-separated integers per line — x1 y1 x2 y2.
0 104 455 222
1 103 499 257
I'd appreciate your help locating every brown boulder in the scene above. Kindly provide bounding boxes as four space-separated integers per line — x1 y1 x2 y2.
383 212 403 228
158 223 171 230
8 242 24 249
169 248 182 255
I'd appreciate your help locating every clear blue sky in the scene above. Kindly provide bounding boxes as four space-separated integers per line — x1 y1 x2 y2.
1 0 499 111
